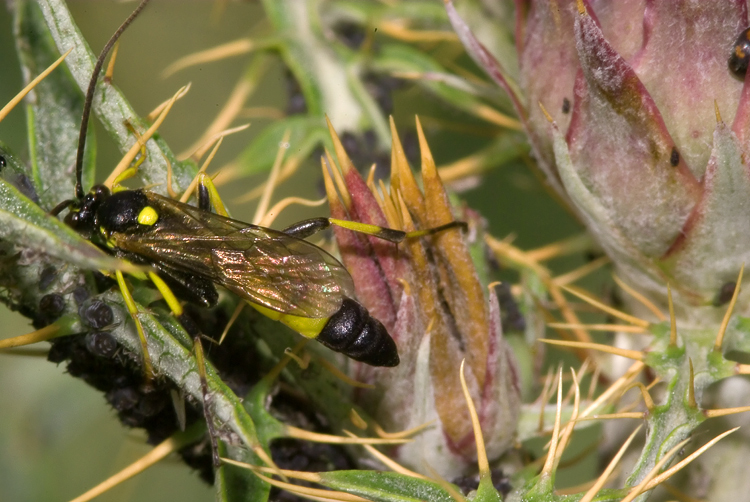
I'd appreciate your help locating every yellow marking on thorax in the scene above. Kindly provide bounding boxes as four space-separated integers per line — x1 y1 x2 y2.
138 206 159 226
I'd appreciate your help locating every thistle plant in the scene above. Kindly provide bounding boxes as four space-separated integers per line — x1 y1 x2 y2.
447 0 750 499
3 1 750 502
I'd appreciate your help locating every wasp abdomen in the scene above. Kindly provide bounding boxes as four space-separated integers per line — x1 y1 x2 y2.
317 298 399 367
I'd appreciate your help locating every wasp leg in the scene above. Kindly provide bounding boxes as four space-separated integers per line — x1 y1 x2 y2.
193 172 229 216
146 271 222 468
111 139 147 191
115 270 155 382
282 217 467 242
281 217 331 239
190 169 466 245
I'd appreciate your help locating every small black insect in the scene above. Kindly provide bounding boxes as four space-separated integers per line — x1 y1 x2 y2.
39 293 65 322
38 265 58 291
714 281 737 306
562 97 571 114
670 147 679 167
332 21 366 50
85 331 118 358
729 27 750 78
107 386 140 413
0 155 6 171
79 299 114 330
72 285 90 305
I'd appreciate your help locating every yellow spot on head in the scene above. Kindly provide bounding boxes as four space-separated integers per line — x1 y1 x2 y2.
137 206 159 226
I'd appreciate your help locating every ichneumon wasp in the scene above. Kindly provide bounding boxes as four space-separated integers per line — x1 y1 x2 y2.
47 0 466 379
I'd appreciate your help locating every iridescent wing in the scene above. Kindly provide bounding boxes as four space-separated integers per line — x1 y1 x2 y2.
110 192 354 318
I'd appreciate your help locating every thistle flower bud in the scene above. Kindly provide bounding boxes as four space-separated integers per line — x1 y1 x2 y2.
324 118 520 477
448 0 750 323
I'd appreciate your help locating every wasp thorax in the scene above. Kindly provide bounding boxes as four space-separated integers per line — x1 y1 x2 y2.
96 189 150 234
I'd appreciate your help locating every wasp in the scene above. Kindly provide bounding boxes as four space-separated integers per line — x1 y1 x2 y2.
64 184 405 366
51 0 464 370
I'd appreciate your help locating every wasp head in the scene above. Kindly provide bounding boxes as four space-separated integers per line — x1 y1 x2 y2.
64 184 111 237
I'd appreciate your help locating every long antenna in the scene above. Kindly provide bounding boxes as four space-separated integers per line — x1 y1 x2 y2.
74 0 151 199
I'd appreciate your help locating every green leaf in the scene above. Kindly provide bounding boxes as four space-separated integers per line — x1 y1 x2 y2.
14 0 94 210
319 471 457 502
35 0 197 194
261 0 390 145
236 116 329 176
372 43 513 119
99 290 266 456
0 142 40 204
215 442 271 502
475 477 503 502
0 177 131 272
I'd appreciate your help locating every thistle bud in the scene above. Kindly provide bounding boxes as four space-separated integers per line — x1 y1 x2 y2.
324 118 521 477
448 0 750 323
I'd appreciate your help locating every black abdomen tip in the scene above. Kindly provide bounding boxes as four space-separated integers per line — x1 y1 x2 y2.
317 298 399 367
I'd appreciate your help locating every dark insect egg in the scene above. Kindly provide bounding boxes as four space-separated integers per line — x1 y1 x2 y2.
729 27 750 78
0 155 6 170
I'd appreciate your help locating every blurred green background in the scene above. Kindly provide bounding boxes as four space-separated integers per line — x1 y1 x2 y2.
0 1 581 500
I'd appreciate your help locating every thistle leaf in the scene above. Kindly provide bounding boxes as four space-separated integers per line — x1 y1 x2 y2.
236 116 330 177
35 0 196 193
0 177 130 272
14 0 94 210
318 471 457 502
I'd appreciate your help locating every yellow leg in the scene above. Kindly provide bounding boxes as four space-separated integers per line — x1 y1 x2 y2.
111 141 147 191
146 270 221 468
115 270 155 381
191 332 221 467
197 172 229 217
283 217 467 243
148 272 184 317
329 217 466 243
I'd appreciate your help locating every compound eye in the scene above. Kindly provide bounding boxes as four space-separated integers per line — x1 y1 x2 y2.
93 185 110 200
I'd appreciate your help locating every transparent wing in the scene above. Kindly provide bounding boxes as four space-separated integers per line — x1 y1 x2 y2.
111 192 354 318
